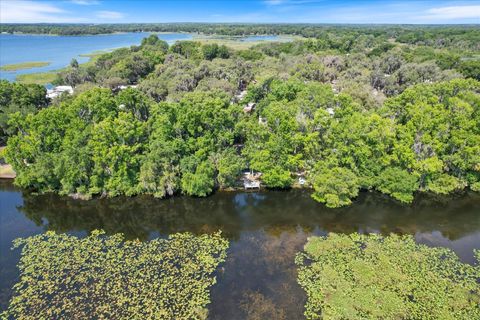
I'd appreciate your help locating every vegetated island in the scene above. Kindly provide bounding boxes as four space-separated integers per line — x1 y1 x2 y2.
0 61 51 71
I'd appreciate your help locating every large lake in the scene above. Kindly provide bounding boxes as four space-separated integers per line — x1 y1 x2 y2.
0 32 192 81
0 33 284 82
1 180 479 318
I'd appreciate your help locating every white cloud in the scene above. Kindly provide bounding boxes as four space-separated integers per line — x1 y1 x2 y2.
0 0 72 23
0 0 118 23
70 0 101 5
96 10 125 19
423 5 480 20
264 0 286 5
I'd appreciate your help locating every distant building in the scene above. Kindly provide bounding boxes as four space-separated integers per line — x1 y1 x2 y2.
46 86 73 99
116 85 138 90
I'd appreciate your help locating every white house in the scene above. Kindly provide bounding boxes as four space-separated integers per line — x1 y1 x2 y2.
46 86 73 99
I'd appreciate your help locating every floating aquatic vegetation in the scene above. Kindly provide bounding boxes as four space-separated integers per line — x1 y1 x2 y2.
3 230 228 320
296 233 480 320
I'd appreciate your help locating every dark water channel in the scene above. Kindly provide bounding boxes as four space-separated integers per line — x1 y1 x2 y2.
1 180 479 319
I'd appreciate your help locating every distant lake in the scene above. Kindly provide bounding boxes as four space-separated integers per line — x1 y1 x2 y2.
0 32 192 81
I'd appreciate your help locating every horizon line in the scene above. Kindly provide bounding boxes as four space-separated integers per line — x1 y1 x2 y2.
1 22 479 26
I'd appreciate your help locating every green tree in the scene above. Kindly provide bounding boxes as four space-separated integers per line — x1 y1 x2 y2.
70 58 79 69
215 148 245 189
376 167 418 203
425 173 463 194
140 34 169 53
383 79 480 194
0 80 47 144
202 43 221 60
181 159 216 197
311 166 360 208
170 41 202 59
458 60 480 80
88 112 146 196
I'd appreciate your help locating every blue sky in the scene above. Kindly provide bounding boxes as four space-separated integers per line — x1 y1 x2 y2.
1 0 479 24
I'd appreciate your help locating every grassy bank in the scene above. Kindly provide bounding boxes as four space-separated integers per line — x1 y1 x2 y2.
16 72 57 85
14 52 105 85
0 61 50 71
193 34 300 50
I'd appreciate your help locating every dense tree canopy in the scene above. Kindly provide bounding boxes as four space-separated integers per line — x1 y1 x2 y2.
3 31 480 207
0 80 47 145
5 77 478 206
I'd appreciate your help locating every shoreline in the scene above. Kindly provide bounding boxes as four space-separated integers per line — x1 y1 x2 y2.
2 31 196 38
0 61 51 72
3 176 475 207
5 33 291 85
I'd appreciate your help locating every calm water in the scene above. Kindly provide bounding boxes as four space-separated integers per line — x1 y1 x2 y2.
0 32 192 81
0 180 479 318
240 35 281 42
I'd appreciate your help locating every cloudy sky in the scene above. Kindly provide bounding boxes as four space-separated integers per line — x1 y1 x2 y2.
1 0 479 24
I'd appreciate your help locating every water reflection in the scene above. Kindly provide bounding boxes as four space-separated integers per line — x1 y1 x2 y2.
18 189 480 245
210 229 308 319
1 180 479 318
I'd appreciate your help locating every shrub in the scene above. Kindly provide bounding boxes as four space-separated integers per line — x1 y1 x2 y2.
376 167 418 203
311 166 359 208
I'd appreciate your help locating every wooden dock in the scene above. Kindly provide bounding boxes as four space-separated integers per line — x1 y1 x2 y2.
243 171 261 189
244 179 260 189
0 147 16 179
0 164 16 179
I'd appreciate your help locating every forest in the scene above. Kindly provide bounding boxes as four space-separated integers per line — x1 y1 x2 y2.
1 27 479 208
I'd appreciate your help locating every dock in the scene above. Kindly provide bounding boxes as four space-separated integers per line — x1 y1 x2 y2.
0 147 16 179
243 171 261 190
244 179 260 189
